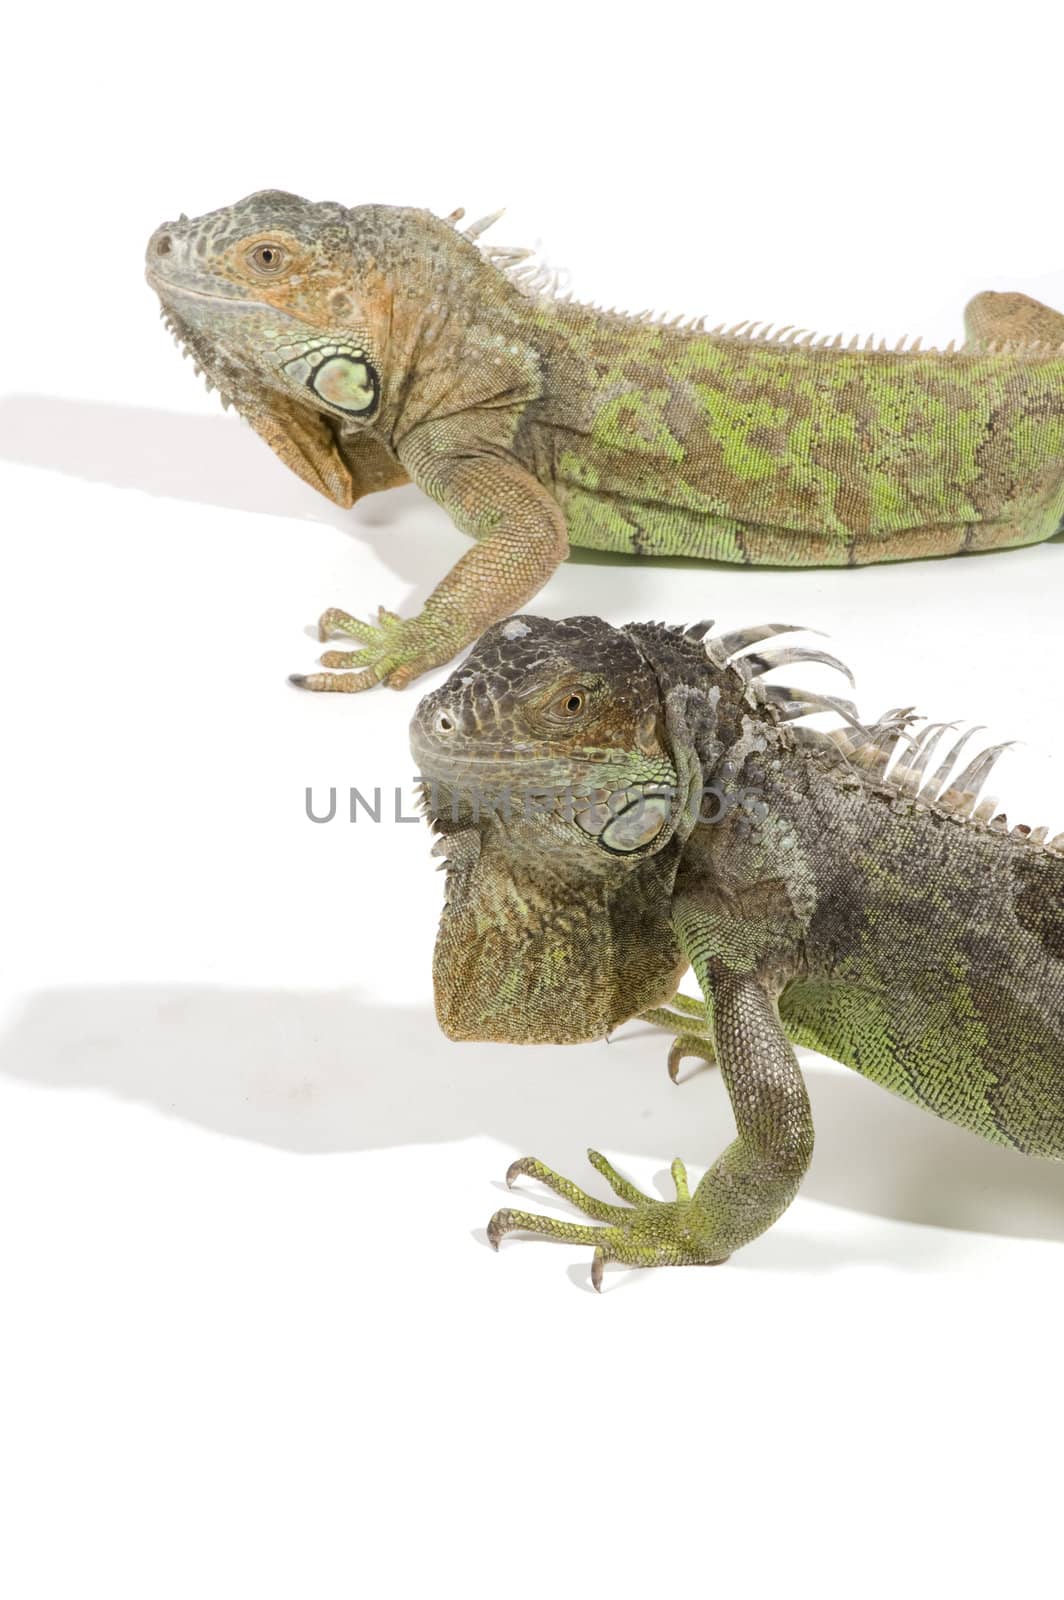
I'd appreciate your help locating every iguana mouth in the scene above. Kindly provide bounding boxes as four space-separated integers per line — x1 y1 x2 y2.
146 272 270 313
409 738 657 776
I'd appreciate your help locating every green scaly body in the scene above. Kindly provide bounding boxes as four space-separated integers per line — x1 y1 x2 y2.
516 302 1064 566
716 746 1064 1155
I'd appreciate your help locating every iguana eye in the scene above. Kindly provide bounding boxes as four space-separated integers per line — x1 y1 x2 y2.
550 688 587 718
247 242 287 274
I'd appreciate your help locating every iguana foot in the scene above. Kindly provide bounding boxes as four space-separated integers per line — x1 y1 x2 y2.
637 996 717 1082
290 606 450 693
488 1148 729 1289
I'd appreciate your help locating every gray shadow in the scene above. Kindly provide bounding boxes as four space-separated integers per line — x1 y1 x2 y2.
1 985 1061 1251
0 394 444 592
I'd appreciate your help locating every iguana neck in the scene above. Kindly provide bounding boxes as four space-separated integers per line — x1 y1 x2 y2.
343 206 543 443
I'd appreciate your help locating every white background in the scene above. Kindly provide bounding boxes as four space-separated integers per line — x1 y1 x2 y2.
3 3 1063 1595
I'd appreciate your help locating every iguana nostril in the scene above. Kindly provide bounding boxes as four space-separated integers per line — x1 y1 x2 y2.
155 234 172 256
435 712 455 734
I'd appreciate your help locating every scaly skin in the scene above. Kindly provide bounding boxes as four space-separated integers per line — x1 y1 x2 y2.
146 192 1064 691
409 614 1064 1285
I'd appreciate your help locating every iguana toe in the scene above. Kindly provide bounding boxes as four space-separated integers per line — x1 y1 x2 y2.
667 1034 718 1083
289 669 382 693
318 606 374 643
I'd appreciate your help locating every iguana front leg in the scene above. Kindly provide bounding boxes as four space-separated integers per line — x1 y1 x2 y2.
292 443 568 693
491 967 814 1286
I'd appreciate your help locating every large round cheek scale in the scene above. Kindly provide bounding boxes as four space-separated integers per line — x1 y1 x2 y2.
311 355 378 414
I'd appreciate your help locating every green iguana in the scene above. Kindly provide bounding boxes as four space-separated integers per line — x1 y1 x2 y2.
409 613 1064 1285
146 191 1064 693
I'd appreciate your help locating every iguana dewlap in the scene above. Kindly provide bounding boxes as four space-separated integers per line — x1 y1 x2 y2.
146 190 1064 692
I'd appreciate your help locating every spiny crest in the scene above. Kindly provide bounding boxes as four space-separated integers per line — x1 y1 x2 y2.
442 208 1064 358
444 205 565 297
157 305 236 411
676 618 1063 855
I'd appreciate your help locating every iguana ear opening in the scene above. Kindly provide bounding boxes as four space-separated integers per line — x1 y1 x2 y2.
244 399 355 507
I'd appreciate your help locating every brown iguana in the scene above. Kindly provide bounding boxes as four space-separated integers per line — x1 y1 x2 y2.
146 190 1064 693
409 613 1064 1286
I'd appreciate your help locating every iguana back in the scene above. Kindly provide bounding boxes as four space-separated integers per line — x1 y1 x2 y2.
753 744 1064 1153
526 305 1064 564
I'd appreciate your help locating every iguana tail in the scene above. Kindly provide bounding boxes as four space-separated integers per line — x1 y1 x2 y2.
964 290 1064 349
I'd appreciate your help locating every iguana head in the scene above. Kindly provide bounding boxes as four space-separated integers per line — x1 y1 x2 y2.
412 614 701 1042
147 190 384 422
146 189 537 505
410 614 683 865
